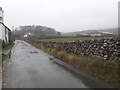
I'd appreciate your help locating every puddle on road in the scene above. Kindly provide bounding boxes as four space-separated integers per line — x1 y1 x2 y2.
49 57 54 60
30 51 38 54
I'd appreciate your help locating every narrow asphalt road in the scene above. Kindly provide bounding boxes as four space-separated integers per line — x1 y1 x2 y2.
3 40 88 88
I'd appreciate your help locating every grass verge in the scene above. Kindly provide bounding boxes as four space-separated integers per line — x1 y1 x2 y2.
0 55 2 67
2 43 14 62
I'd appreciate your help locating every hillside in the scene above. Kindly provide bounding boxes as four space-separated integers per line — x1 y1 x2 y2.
13 25 61 39
62 28 118 36
13 26 118 39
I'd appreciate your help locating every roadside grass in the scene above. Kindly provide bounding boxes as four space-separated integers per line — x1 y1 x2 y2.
3 44 13 51
43 37 100 42
2 43 14 62
29 41 119 87
2 54 7 62
47 48 119 86
0 55 2 67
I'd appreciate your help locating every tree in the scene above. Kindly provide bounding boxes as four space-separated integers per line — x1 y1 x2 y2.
58 32 61 36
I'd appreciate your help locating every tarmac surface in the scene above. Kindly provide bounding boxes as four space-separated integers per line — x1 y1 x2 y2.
2 40 88 88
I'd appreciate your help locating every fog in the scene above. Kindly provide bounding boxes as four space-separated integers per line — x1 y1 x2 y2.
0 0 119 32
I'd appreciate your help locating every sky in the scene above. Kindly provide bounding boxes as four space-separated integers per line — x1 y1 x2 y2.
0 0 119 32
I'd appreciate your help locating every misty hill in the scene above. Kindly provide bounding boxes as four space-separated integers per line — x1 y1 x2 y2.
13 26 118 39
13 25 61 39
62 28 118 36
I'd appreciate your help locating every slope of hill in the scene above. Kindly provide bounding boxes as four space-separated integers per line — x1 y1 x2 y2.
13 25 61 39
62 28 118 36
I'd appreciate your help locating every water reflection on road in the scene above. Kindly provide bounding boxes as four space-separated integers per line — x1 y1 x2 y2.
3 40 88 88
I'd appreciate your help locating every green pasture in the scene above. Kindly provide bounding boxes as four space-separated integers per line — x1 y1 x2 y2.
44 37 100 42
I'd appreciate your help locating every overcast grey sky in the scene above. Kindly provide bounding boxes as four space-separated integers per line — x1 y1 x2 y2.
0 0 119 32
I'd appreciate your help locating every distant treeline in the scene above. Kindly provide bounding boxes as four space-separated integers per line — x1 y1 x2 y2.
12 25 61 40
12 25 115 40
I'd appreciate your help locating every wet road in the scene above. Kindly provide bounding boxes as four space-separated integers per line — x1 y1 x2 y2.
3 40 88 88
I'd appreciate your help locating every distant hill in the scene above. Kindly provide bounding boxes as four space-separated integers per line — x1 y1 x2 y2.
99 28 118 35
13 25 61 39
13 26 118 39
62 28 118 36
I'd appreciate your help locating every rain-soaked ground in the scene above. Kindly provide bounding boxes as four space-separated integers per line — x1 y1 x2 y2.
3 40 116 88
2 40 89 88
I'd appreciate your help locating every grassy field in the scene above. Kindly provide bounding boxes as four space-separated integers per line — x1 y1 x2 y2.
43 37 101 42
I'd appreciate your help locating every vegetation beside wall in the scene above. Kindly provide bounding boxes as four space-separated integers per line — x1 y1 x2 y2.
0 55 2 67
27 40 119 87
2 43 14 62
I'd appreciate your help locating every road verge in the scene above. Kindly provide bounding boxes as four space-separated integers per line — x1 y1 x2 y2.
2 44 14 72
